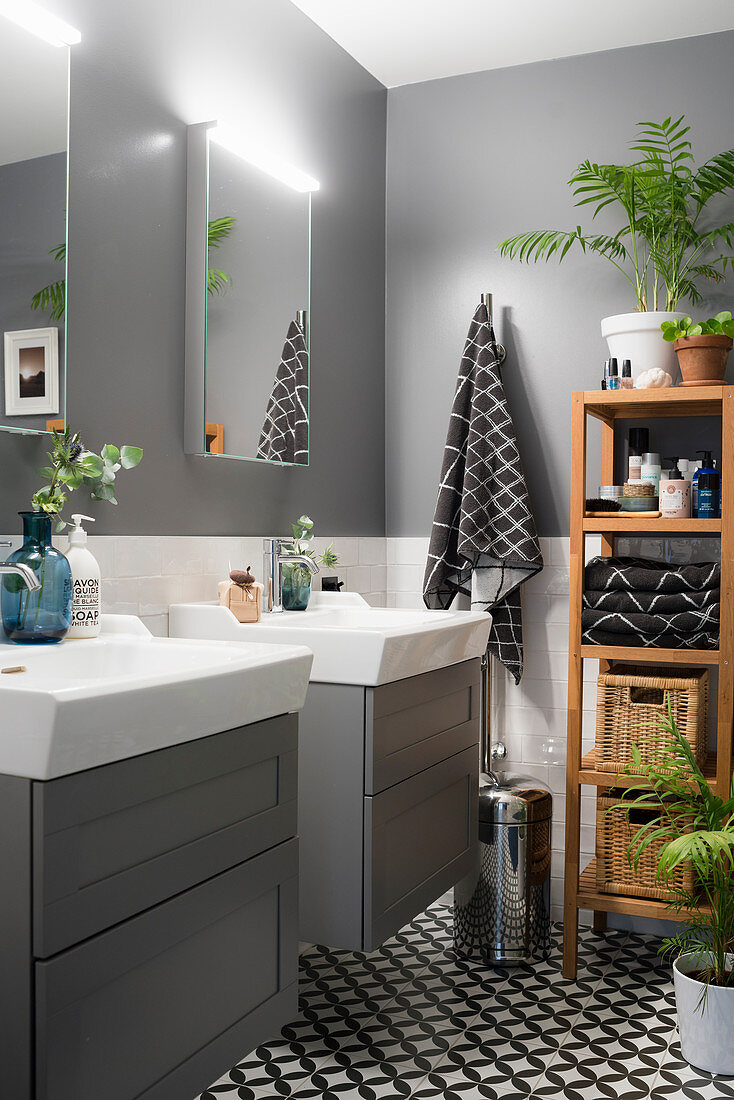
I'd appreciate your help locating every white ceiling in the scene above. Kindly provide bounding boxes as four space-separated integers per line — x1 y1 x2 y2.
289 0 734 87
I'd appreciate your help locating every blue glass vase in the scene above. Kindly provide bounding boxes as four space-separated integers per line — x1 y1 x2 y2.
281 563 312 611
1 512 72 643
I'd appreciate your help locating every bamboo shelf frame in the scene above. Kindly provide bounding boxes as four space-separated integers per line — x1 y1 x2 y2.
563 385 734 979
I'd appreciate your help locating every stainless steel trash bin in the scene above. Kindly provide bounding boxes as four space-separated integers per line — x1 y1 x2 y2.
454 773 552 965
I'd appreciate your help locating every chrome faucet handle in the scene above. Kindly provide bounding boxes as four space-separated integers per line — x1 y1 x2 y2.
491 742 507 761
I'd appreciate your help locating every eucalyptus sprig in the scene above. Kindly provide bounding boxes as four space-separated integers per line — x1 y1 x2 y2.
283 515 338 571
32 425 143 530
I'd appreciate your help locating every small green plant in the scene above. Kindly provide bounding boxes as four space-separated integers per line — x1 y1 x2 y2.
283 515 338 575
32 424 143 529
661 311 734 342
498 115 734 312
621 706 734 994
30 218 237 320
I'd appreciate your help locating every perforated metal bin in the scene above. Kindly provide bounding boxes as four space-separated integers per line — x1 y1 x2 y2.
454 773 552 965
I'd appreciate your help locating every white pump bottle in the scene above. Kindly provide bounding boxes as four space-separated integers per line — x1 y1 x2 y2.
66 514 101 638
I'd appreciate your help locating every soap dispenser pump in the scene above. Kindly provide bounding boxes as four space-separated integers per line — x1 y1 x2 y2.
66 514 101 638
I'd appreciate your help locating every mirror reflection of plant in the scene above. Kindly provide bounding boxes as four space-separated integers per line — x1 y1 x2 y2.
30 217 237 320
32 424 143 530
621 705 734 995
207 216 236 295
498 116 734 312
661 311 734 342
283 515 338 579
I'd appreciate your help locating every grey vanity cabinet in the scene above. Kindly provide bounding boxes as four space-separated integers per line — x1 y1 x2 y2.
299 658 480 951
1 714 300 1100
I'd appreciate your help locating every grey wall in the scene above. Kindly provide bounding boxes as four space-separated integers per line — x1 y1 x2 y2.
386 31 734 537
0 0 386 536
0 153 66 432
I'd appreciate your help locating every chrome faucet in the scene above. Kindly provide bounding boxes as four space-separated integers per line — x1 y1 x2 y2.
0 542 41 592
263 538 319 613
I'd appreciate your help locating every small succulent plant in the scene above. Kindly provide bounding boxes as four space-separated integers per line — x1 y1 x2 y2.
661 311 734 342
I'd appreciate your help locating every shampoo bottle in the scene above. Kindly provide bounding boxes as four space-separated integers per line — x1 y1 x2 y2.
659 459 691 519
66 514 101 638
692 451 717 518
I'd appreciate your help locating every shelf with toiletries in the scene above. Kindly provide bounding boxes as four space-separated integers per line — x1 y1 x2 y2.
584 385 726 420
582 517 721 532
563 384 734 981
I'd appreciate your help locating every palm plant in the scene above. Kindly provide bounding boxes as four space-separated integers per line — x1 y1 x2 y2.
498 116 734 312
30 217 237 320
622 706 734 990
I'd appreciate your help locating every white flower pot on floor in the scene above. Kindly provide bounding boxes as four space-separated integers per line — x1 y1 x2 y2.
674 954 734 1075
601 312 686 383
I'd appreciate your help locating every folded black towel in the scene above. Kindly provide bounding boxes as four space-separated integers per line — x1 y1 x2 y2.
583 587 719 614
581 624 719 650
582 605 720 638
585 556 720 595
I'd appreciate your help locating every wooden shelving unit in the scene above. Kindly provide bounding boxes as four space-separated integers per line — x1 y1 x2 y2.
563 385 734 979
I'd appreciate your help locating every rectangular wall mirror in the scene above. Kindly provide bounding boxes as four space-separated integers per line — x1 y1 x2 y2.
185 123 315 465
0 20 69 437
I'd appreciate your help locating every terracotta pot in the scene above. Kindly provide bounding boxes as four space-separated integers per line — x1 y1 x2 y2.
674 334 732 386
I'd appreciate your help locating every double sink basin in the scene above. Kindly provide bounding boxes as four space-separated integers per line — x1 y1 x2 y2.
0 593 491 781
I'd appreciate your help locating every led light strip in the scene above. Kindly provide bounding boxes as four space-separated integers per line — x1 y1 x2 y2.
209 124 320 194
0 0 81 46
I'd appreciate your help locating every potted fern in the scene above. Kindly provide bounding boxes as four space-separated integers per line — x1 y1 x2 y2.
498 116 734 382
623 708 734 1074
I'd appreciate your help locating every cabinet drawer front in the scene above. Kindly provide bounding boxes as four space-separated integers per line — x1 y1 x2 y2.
36 839 298 1100
34 715 297 957
364 745 478 949
366 659 480 793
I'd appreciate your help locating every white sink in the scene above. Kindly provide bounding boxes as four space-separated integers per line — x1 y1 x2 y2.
169 593 491 685
0 615 313 780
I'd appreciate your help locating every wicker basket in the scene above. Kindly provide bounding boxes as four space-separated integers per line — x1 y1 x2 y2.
595 665 708 774
596 790 695 900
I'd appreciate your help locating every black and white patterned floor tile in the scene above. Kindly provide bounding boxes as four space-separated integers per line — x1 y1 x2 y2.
199 899 734 1100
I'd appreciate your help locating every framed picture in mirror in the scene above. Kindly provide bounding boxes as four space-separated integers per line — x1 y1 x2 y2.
3 327 59 417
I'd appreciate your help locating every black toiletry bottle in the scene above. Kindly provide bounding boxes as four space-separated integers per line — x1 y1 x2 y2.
697 471 721 519
621 360 633 389
627 427 650 482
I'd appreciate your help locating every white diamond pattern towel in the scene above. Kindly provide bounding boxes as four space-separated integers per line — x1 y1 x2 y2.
423 303 542 683
257 319 309 464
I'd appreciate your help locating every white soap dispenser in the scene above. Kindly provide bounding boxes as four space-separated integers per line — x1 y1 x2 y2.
66 514 101 638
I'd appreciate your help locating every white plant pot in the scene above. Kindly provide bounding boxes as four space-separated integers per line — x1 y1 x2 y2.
601 312 686 383
674 954 734 1075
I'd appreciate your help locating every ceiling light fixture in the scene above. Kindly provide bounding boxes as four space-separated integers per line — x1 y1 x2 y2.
0 0 81 46
209 125 320 193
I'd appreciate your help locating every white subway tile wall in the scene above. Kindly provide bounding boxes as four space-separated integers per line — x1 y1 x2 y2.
0 533 390 636
385 534 599 924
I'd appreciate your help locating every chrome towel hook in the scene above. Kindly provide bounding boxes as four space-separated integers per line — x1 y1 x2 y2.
480 292 507 365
